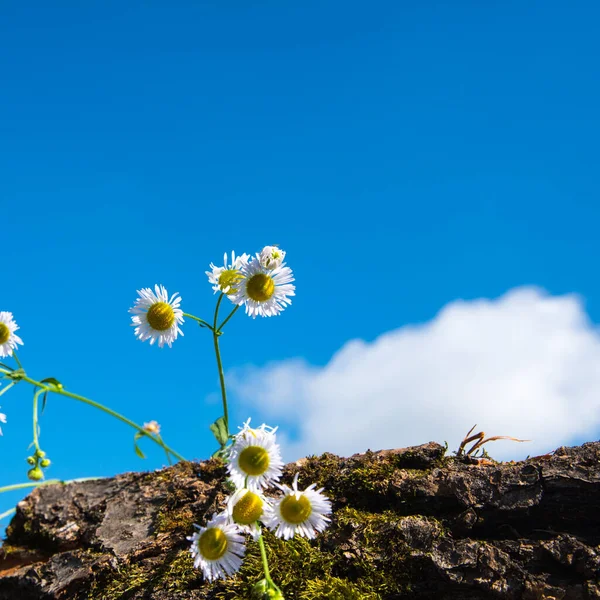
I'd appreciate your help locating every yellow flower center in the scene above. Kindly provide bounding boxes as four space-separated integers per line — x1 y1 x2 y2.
218 269 243 294
279 494 312 524
246 273 275 302
238 445 270 476
0 323 10 345
146 302 175 331
232 491 264 525
198 527 228 560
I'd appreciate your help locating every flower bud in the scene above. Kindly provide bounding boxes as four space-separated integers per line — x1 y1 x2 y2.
259 246 285 270
251 579 269 598
26 456 36 465
27 468 44 481
35 449 46 458
40 458 51 468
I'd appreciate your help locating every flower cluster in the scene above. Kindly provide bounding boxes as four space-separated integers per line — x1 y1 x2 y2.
128 245 295 349
208 245 295 319
187 420 332 585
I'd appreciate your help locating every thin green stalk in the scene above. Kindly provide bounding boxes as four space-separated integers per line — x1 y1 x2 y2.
0 508 16 521
21 375 186 462
0 480 62 494
258 534 282 594
218 304 240 332
32 388 44 453
183 312 214 331
213 294 229 436
158 435 173 465
0 476 105 495
0 381 15 397
11 350 23 371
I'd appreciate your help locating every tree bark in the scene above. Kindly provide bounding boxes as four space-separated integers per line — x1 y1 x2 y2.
1 441 599 599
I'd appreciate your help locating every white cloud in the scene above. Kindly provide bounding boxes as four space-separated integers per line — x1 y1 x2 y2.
229 287 600 461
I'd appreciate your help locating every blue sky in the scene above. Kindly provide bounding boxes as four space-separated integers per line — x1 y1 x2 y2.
1 1 600 527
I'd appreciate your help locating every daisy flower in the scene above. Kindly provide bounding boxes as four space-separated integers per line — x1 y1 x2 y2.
0 408 6 436
224 488 271 540
187 514 246 581
0 312 24 358
230 254 295 318
264 473 332 540
259 245 286 270
206 251 249 295
227 420 284 491
129 285 184 348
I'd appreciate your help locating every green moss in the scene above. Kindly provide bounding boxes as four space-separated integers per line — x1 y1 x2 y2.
155 505 195 534
329 507 442 597
33 450 453 598
153 549 203 594
153 459 226 535
214 507 441 598
215 532 334 598
300 577 380 600
0 543 25 557
296 449 445 513
89 549 204 599
89 562 150 599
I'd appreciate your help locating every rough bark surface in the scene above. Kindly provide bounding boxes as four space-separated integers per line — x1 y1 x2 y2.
1 441 599 599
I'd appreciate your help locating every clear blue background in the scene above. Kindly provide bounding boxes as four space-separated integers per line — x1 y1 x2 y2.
1 1 599 527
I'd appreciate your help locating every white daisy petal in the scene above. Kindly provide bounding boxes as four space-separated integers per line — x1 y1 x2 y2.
129 284 184 348
206 251 250 296
0 407 6 436
187 514 246 582
263 473 332 540
0 312 24 358
230 254 295 319
226 420 284 491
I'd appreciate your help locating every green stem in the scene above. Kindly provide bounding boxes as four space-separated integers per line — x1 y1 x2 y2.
158 435 172 465
0 480 62 494
258 534 282 594
0 508 16 521
0 476 105 495
11 350 23 370
218 304 240 332
183 313 214 331
32 388 44 453
21 375 186 462
212 294 229 437
0 381 15 397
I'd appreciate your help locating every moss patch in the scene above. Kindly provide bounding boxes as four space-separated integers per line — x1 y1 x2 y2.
89 562 150 599
299 577 380 600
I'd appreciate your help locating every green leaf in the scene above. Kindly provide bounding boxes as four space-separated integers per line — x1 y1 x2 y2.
40 377 63 390
134 441 146 459
209 417 228 447
134 431 147 459
39 378 63 414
